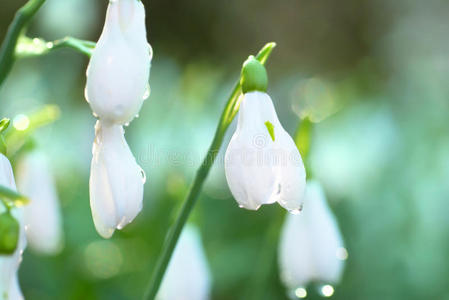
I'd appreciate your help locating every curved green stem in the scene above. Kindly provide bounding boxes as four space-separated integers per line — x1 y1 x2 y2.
0 0 46 86
15 36 95 58
143 42 276 300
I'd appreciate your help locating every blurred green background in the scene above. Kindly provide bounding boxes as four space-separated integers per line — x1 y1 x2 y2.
1 0 449 299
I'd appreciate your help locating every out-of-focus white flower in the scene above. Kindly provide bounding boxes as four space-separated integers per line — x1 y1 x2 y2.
90 122 144 238
85 0 151 238
278 181 346 294
157 226 211 300
225 91 306 212
85 0 151 125
0 154 26 300
17 153 63 255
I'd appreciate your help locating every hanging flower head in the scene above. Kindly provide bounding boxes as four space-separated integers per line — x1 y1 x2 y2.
85 0 151 125
278 181 346 297
85 0 151 238
224 57 306 212
0 154 26 300
17 152 64 254
157 225 212 300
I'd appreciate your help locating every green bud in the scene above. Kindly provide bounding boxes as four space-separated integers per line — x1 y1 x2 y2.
240 55 268 93
0 211 19 254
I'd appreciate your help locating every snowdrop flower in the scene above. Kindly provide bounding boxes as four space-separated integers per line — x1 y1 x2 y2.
17 153 63 254
90 122 144 238
278 181 346 295
157 226 211 300
225 57 306 212
0 154 26 300
85 0 151 238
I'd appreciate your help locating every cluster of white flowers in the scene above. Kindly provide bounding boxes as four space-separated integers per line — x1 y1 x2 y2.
0 0 348 298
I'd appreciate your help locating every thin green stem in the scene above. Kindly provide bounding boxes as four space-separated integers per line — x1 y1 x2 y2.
143 42 276 300
0 0 46 86
15 36 95 58
0 185 28 208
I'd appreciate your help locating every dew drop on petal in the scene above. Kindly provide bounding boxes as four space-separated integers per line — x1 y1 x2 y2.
142 84 151 100
336 247 348 260
140 168 147 184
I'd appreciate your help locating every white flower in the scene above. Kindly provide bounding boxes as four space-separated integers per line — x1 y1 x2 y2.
85 0 151 125
85 0 151 238
157 226 211 300
278 181 346 293
224 91 306 211
17 153 63 255
0 154 26 300
90 121 144 238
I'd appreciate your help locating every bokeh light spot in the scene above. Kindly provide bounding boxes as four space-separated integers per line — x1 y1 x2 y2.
84 240 123 279
13 114 30 131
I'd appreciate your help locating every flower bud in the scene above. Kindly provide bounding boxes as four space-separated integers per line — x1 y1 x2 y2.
240 56 268 93
278 181 346 293
17 153 64 254
85 0 151 125
157 226 211 300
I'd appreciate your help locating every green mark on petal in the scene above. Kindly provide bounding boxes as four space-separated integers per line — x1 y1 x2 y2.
265 121 275 141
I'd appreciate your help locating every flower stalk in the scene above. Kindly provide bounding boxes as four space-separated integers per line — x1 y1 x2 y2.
143 42 276 300
0 0 46 86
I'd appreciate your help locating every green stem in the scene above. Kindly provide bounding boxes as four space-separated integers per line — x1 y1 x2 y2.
143 42 276 300
15 36 95 58
0 0 46 87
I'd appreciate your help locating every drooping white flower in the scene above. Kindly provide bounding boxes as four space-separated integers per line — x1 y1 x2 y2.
225 57 306 212
85 0 151 238
278 181 346 295
17 152 63 254
157 226 212 300
85 0 151 125
90 121 144 238
0 154 26 300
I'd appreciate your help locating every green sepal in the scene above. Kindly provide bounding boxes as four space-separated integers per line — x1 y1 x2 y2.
240 55 268 93
0 211 19 254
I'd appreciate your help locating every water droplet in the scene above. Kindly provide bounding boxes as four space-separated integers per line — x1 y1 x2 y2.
289 204 303 215
238 204 244 208
92 112 98 118
336 247 348 260
142 84 150 100
294 287 307 298
140 168 147 184
124 122 129 127
135 114 139 118
319 284 334 297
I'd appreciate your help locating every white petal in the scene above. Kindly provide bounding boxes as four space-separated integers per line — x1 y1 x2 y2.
0 154 26 299
85 0 151 125
278 181 345 290
225 91 306 211
17 153 63 255
90 121 144 238
157 226 211 300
